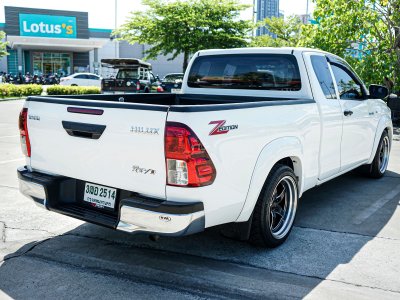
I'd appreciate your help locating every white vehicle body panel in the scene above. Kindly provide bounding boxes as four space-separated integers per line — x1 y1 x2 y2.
166 102 320 227
27 100 168 199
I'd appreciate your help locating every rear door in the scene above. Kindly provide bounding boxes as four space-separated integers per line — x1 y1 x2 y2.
303 52 343 180
27 98 169 199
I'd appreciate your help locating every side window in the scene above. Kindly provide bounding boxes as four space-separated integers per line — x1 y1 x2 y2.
75 74 87 79
331 65 364 100
310 56 337 99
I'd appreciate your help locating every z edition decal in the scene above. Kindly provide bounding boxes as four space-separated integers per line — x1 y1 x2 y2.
209 120 238 135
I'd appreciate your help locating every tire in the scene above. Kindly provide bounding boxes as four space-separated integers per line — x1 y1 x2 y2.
364 131 390 178
71 84 78 86
249 164 298 248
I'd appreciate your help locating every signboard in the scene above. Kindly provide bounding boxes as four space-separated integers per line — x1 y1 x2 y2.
19 13 77 39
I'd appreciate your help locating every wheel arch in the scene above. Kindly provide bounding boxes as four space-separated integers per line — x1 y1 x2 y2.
368 115 393 164
236 137 304 222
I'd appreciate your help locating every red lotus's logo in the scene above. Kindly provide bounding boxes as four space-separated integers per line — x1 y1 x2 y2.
209 120 239 135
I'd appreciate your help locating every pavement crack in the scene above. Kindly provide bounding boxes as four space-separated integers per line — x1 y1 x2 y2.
4 225 57 237
0 185 18 190
2 238 51 263
0 221 6 243
294 225 400 241
49 231 400 295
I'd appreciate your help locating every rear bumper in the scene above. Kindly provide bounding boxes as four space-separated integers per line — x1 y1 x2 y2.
17 166 205 236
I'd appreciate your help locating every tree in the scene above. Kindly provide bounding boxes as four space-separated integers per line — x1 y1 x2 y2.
116 0 252 72
0 31 7 58
299 0 400 91
250 16 303 47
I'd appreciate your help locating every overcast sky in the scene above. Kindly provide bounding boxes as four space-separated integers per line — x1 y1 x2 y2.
0 0 315 29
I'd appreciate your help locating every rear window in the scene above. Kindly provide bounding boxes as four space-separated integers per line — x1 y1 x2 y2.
117 69 139 79
187 54 301 91
163 74 184 83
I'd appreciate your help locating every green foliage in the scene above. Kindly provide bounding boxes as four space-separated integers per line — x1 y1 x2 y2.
46 85 101 95
300 0 400 90
116 0 252 72
251 16 303 47
0 31 7 57
0 84 42 99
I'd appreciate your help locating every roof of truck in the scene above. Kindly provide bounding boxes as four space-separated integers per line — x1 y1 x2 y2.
197 47 337 57
100 58 152 69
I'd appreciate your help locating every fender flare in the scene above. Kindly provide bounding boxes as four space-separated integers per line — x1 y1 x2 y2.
236 137 304 222
367 116 393 164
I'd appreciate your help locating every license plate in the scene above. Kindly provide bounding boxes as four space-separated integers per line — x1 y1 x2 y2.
171 88 181 93
83 182 117 209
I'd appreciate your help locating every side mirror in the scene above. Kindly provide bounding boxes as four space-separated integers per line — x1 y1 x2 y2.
369 84 389 99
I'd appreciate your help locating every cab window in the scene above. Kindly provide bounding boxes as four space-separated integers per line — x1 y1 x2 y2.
310 56 337 99
330 65 364 100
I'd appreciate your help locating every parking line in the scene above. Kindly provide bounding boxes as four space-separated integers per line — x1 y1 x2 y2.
0 158 24 165
353 183 400 225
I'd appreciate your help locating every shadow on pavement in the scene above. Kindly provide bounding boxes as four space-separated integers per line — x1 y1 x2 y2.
0 170 399 298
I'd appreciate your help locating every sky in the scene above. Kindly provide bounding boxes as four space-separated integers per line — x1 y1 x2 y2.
0 0 315 29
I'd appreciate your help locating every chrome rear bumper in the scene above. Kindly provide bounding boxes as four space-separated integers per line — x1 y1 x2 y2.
117 206 204 236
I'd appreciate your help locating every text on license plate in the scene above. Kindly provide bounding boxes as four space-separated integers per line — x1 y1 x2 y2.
83 183 117 209
171 88 181 93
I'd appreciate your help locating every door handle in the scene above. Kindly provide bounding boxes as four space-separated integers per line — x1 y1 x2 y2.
62 121 106 140
344 110 353 116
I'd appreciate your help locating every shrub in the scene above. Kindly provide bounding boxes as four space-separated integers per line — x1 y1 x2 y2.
46 85 101 95
0 84 43 98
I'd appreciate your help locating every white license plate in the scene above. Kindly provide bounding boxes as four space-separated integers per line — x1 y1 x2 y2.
83 183 117 209
171 88 181 93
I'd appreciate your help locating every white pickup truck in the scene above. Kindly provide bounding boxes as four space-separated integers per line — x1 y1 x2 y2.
18 48 392 247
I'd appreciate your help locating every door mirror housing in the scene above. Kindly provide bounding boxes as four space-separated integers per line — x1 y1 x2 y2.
369 84 389 99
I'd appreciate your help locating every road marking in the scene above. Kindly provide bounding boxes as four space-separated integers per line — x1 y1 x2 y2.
0 135 19 139
0 158 24 165
353 183 400 225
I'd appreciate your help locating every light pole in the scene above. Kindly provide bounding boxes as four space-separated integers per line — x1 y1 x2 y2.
114 0 119 59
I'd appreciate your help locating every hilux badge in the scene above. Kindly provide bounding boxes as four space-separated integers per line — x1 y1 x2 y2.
130 126 160 135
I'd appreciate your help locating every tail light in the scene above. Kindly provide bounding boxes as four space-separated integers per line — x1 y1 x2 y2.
136 82 141 91
165 122 216 187
18 108 31 157
156 86 164 93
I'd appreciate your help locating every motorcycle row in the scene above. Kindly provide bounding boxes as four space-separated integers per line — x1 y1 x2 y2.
0 72 60 85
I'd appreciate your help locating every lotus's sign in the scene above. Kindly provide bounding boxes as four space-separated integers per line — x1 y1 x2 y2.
19 13 77 39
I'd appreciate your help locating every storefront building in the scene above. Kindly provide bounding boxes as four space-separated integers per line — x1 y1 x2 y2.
0 6 183 77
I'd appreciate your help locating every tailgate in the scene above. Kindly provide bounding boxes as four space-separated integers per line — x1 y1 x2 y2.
26 98 169 199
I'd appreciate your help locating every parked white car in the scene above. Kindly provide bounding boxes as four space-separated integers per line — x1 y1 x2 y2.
17 47 392 248
60 73 101 87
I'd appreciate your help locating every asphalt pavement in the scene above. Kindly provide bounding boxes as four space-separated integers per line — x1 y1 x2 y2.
0 99 400 299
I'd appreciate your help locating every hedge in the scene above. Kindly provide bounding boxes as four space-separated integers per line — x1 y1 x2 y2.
0 84 43 98
46 85 101 95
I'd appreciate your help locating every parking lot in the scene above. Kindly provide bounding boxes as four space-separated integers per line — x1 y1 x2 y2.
0 99 400 299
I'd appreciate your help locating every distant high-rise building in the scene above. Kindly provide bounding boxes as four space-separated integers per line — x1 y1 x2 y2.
255 0 280 37
297 14 311 24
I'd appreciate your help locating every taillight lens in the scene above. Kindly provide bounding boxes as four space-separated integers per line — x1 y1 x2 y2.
136 82 141 91
157 86 164 93
165 122 216 187
18 108 31 157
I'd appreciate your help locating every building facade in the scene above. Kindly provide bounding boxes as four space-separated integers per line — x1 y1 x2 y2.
0 6 183 77
256 0 280 37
